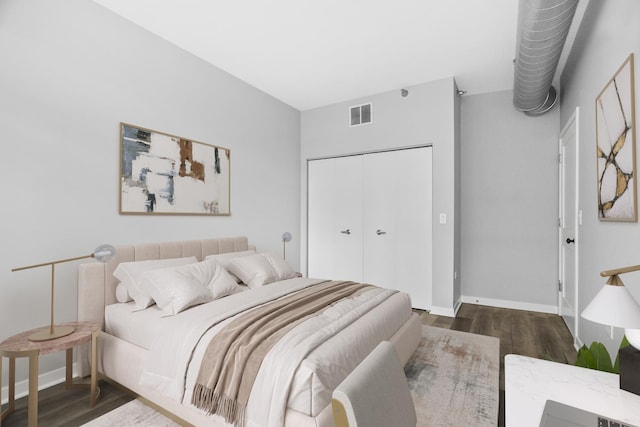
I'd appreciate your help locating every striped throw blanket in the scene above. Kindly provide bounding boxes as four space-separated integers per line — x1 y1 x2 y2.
191 280 373 426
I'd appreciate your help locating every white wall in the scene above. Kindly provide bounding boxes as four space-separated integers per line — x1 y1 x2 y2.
0 0 300 390
559 0 640 352
5 0 628 403
301 78 460 315
460 90 560 312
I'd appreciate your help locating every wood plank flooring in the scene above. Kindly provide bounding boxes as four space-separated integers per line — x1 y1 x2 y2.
1 303 576 426
419 303 577 384
0 380 133 427
418 303 577 427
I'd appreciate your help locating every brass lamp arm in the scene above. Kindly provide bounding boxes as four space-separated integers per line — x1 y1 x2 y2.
11 244 115 341
600 264 640 278
11 254 94 272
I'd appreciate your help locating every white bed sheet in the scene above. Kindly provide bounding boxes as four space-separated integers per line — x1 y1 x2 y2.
284 290 411 416
104 284 248 350
105 303 165 350
105 278 412 426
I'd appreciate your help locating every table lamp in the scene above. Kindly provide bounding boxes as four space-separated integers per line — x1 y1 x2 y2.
282 232 292 260
581 264 640 395
12 244 116 341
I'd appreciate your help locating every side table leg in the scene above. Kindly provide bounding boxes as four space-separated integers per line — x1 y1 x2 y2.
65 348 73 388
0 357 17 426
8 358 14 414
0 356 2 427
27 354 38 427
90 331 98 407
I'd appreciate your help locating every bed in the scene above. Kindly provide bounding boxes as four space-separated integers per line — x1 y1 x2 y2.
77 236 421 427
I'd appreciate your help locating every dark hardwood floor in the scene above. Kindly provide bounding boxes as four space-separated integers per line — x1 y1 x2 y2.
1 303 576 426
417 303 577 427
0 380 133 427
420 303 577 377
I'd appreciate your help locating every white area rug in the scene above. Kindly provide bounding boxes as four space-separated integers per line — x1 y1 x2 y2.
81 399 181 427
84 325 499 427
405 325 500 427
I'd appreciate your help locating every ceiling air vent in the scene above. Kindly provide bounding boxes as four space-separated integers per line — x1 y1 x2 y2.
349 103 372 127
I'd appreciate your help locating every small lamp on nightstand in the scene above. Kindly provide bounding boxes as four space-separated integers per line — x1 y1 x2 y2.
12 244 116 342
282 232 292 260
581 264 640 395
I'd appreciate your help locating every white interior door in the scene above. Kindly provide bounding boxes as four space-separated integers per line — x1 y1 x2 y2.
559 108 579 345
308 155 363 281
397 147 432 309
363 151 398 288
363 147 433 309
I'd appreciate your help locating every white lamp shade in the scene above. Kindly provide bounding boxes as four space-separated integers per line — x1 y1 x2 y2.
625 328 640 351
581 283 640 329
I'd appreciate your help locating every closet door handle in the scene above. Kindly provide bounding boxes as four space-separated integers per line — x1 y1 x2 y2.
376 229 387 235
340 229 351 235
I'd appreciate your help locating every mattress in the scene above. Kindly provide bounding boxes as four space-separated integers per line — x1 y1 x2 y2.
105 277 413 425
104 284 249 350
105 303 165 350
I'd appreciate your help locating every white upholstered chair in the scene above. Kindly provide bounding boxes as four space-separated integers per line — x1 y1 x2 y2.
331 341 417 427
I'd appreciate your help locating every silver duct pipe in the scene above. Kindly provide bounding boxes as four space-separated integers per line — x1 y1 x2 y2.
513 0 579 115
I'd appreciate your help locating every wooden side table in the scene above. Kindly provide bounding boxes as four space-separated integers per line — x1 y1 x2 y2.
0 321 100 427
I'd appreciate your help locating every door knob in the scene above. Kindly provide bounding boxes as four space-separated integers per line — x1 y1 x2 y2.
376 229 387 235
340 229 351 235
566 238 575 244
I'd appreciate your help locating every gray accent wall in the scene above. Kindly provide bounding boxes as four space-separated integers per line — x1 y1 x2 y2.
0 0 300 387
301 78 460 315
560 0 640 352
460 90 560 310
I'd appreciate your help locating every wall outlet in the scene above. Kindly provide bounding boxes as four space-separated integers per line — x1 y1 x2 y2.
439 213 447 224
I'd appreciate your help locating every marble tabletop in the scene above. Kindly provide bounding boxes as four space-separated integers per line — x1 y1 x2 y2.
0 322 100 356
505 354 640 426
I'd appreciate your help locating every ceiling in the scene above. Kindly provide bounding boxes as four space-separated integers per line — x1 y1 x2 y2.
93 0 523 111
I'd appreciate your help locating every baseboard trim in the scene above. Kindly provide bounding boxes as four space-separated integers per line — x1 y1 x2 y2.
429 298 462 318
460 295 558 314
0 363 78 405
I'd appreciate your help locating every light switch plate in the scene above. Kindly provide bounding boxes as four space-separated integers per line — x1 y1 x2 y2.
439 213 446 224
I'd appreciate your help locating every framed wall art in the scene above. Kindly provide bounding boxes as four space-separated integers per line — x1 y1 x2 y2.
119 123 230 215
596 53 637 222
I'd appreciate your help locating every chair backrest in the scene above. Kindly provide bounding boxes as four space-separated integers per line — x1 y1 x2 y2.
332 341 417 427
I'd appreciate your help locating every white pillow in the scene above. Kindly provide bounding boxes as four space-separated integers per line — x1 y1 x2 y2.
263 252 297 280
205 250 256 282
227 254 278 288
141 259 239 315
113 256 198 310
205 261 241 299
115 283 132 303
226 252 296 288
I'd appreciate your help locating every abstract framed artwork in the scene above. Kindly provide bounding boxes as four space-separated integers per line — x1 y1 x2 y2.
119 123 230 215
596 53 637 222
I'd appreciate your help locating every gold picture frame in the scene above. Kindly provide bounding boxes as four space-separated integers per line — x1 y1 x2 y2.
596 53 637 222
119 123 230 215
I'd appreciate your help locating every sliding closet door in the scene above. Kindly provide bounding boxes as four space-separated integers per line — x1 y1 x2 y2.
308 155 363 281
362 151 398 288
363 147 432 309
308 147 432 309
395 147 432 309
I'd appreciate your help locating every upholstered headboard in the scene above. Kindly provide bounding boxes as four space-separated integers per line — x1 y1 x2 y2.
77 236 251 329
